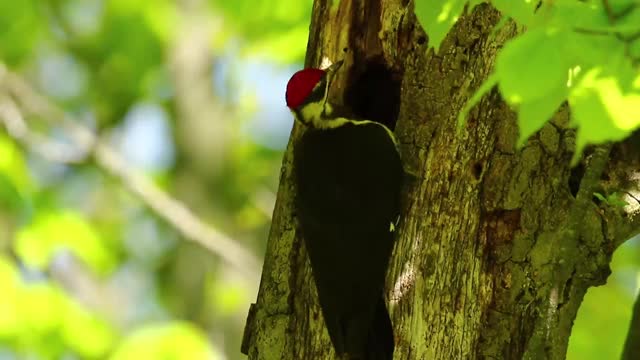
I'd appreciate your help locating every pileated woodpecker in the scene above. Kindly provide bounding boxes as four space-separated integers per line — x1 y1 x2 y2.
286 61 402 359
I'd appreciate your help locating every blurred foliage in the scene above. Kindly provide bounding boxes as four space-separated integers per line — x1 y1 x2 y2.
568 237 640 359
110 322 216 360
0 134 33 216
0 0 42 66
0 256 116 359
0 0 637 359
209 0 310 63
0 0 310 359
15 210 119 275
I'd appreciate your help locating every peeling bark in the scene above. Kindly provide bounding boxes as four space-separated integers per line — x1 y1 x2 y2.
243 1 640 359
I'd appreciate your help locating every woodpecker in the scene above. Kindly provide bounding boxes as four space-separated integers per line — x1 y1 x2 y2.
286 61 402 360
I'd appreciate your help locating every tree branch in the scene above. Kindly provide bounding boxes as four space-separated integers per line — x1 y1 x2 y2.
0 64 261 279
0 97 88 163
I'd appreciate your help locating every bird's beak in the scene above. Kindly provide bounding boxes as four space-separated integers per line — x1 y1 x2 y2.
320 60 344 118
323 60 343 98
326 60 344 73
325 60 344 80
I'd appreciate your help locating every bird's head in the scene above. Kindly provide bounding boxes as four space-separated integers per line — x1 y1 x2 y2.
285 60 343 127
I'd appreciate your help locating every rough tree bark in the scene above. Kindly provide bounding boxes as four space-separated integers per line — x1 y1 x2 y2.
243 1 640 359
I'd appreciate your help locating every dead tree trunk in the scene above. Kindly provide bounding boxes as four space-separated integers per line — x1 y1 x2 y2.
243 1 640 359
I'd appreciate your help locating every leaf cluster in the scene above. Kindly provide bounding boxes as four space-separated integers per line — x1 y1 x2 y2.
415 0 640 159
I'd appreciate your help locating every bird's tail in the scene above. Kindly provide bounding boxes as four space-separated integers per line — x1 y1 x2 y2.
364 296 394 360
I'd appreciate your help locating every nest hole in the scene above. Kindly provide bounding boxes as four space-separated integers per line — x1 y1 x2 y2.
344 58 401 131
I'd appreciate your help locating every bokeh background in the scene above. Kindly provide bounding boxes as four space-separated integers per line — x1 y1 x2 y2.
0 0 637 359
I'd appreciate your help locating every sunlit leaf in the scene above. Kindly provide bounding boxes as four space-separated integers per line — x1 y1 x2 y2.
142 0 177 43
496 28 570 105
108 0 177 43
110 322 218 360
20 284 66 335
414 0 483 52
243 25 309 64
0 257 20 338
606 192 629 207
516 85 567 147
568 66 640 159
207 274 248 315
491 0 538 26
1 278 117 359
15 210 118 275
62 299 118 358
210 0 311 61
0 135 33 218
568 238 638 359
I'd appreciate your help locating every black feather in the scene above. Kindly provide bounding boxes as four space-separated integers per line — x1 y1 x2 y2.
294 121 401 359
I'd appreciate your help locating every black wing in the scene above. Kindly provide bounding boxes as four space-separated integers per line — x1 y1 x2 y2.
293 122 402 356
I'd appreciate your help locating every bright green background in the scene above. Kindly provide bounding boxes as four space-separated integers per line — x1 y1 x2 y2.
0 0 309 359
0 0 638 359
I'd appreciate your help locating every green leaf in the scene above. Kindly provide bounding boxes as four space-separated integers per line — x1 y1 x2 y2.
491 0 538 26
1 277 116 359
15 210 118 275
631 38 640 59
210 0 311 61
0 172 27 214
242 25 310 64
414 0 465 52
568 66 639 160
606 192 629 207
142 0 178 43
516 85 567 147
0 256 20 338
496 28 570 105
0 134 33 193
83 0 165 123
61 299 118 358
108 0 178 43
20 284 66 336
0 135 33 219
545 0 609 30
414 0 482 52
568 239 637 359
564 32 626 69
548 1 636 68
0 0 42 65
458 74 499 129
206 273 248 315
612 5 640 36
574 60 640 129
110 322 217 360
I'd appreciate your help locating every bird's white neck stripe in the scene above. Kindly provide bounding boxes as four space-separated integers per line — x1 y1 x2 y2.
294 104 398 146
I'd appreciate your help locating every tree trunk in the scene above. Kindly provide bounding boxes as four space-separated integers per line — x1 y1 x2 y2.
243 1 638 359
